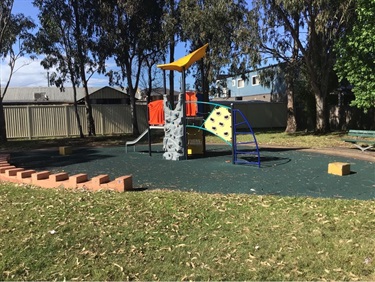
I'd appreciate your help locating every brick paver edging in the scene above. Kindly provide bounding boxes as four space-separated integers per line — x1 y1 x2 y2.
0 154 132 192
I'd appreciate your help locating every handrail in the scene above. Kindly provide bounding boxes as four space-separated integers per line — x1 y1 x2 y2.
185 100 231 110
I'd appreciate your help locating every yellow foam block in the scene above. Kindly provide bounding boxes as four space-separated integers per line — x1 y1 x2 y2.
328 162 350 176
59 146 72 155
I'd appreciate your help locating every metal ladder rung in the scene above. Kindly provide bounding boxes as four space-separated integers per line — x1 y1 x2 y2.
232 108 261 167
234 121 247 127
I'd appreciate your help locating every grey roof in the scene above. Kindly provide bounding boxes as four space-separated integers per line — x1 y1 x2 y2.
3 86 128 103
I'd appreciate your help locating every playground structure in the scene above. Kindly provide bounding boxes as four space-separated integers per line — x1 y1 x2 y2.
125 98 165 154
125 91 261 167
126 44 261 167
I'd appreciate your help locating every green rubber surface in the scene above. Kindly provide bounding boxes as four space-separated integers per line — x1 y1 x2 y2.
11 145 375 200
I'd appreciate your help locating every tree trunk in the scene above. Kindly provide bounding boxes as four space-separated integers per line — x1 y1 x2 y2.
308 60 330 133
169 38 175 107
285 80 297 133
303 56 329 133
314 91 327 133
168 0 176 107
83 86 95 136
74 103 84 138
0 99 7 142
72 0 95 136
285 14 299 134
129 87 139 136
69 66 84 138
200 59 210 116
72 86 84 138
147 63 152 104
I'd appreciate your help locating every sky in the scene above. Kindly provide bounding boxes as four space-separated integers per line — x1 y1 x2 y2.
0 0 194 90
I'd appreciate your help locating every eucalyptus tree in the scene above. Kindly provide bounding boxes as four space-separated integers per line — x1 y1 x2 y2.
33 0 97 137
252 1 301 132
254 0 355 133
0 0 35 142
162 0 181 105
335 0 375 113
179 0 260 104
142 50 165 103
95 0 165 135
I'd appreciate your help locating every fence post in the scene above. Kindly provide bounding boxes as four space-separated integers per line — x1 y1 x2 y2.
101 104 105 135
65 105 70 137
27 106 32 139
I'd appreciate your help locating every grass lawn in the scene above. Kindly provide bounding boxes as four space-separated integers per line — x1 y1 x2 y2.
0 130 352 152
0 131 374 280
0 185 374 281
208 130 351 148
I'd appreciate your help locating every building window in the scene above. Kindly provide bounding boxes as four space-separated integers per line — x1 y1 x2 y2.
252 75 260 86
237 79 244 88
232 79 235 87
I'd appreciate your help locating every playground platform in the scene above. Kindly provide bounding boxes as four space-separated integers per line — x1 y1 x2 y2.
9 144 375 200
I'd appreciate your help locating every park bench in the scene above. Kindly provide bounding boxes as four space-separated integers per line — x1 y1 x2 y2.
342 130 375 152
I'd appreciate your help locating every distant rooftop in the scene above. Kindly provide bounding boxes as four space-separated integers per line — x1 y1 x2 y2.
3 86 129 104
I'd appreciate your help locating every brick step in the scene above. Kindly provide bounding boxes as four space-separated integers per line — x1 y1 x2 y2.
17 169 36 179
0 154 10 162
0 166 16 173
5 168 25 177
0 162 133 192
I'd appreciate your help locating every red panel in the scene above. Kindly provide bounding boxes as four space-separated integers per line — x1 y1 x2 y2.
186 91 197 117
148 100 165 125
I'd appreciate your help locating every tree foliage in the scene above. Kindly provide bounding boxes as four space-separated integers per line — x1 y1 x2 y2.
0 0 35 142
252 0 301 133
162 0 180 105
253 0 355 133
0 8 35 96
33 0 98 136
95 0 166 135
335 0 375 112
179 0 259 102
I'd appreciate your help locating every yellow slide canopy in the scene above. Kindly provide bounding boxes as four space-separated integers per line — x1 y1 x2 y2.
157 43 209 72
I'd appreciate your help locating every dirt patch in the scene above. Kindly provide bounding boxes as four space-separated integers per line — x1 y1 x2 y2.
301 147 375 162
260 145 374 162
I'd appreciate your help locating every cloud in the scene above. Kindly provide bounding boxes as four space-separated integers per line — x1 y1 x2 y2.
7 1 194 90
0 55 111 88
0 53 191 90
0 56 50 87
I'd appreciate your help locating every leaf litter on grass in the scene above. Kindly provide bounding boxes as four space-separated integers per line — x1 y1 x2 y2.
0 184 374 280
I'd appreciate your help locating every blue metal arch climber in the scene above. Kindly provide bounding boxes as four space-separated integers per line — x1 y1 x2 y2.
186 101 261 167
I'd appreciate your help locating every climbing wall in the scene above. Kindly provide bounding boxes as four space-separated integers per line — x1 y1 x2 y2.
163 94 185 160
203 106 232 143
